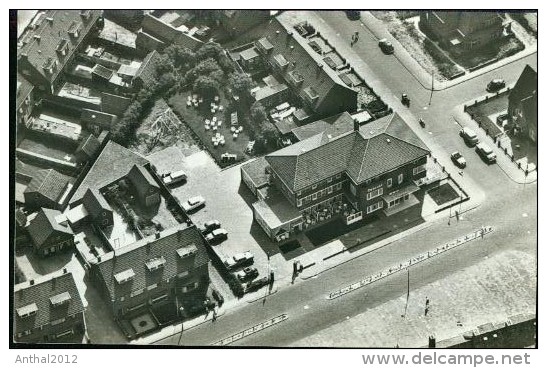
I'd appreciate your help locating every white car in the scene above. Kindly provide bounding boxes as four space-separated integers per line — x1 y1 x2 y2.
224 251 254 270
182 195 205 212
163 170 187 186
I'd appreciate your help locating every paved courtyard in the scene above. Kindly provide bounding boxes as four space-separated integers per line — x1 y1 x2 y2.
290 250 536 347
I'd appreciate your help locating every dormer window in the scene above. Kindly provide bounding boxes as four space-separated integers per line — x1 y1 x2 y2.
50 292 71 307
16 303 38 318
303 86 319 104
56 39 69 56
68 21 82 38
288 70 304 85
177 244 197 259
273 54 289 69
42 58 57 74
114 269 135 284
145 256 166 272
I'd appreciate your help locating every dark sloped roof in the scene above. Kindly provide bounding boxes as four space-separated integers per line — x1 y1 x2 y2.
266 113 430 191
258 17 356 111
241 157 270 188
134 50 161 87
82 188 112 218
17 10 101 84
92 64 114 79
24 169 71 204
509 64 537 106
77 134 101 158
70 140 149 205
14 271 84 334
27 208 73 247
94 225 209 301
127 164 159 197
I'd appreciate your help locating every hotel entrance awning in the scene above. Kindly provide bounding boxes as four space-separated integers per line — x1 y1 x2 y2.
381 183 420 203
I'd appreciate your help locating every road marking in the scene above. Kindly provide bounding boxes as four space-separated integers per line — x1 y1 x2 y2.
527 231 531 234
428 131 433 135
522 213 528 217
327 226 494 300
304 305 309 310
211 314 288 346
423 106 428 110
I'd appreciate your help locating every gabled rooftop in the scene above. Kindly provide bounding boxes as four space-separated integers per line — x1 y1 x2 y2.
24 168 72 205
14 271 84 334
266 113 430 191
94 225 209 301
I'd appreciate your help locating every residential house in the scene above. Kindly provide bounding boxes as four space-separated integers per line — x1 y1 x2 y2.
249 113 430 241
69 140 149 207
16 73 35 126
136 11 204 52
26 208 74 256
127 164 161 207
420 11 504 50
508 64 537 142
23 168 73 210
14 270 85 343
255 17 358 117
89 225 210 325
82 188 114 228
241 157 271 196
218 10 271 38
17 10 103 94
80 108 118 135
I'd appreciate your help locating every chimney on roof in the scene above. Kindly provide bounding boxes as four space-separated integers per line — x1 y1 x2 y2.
276 30 280 35
97 256 101 262
29 279 34 285
354 118 360 132
52 275 57 289
155 231 160 239
63 268 67 274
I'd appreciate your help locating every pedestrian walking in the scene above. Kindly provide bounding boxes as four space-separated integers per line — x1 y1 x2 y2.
425 297 430 307
425 307 429 316
212 311 217 322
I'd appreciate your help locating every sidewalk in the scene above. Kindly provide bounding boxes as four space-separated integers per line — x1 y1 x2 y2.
360 11 538 91
452 105 537 184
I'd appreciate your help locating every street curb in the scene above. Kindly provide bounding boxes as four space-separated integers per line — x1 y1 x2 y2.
359 12 537 92
131 308 227 345
246 287 279 303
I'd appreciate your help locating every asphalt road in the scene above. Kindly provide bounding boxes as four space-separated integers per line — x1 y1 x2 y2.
155 11 537 347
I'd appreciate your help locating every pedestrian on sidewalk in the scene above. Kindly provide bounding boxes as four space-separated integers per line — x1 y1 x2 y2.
354 31 359 41
212 311 217 322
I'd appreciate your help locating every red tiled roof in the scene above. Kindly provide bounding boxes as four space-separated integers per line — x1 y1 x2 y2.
17 10 101 85
94 225 209 301
27 208 73 248
266 113 430 191
14 271 84 334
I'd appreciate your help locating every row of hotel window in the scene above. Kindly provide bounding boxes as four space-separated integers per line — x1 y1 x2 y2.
297 181 344 207
295 164 426 200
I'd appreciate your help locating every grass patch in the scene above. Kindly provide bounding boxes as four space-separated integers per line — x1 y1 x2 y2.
428 183 459 206
448 35 525 70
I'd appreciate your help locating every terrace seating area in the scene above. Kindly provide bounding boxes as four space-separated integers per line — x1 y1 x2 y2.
301 194 358 230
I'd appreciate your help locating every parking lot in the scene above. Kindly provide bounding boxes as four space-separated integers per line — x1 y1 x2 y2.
147 148 283 290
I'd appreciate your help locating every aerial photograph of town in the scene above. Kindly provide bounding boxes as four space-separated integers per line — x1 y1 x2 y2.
11 9 537 350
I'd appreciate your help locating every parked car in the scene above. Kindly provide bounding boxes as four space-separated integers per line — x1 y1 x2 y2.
378 38 394 54
200 220 221 235
486 79 506 92
205 228 228 244
345 10 361 20
450 151 467 168
163 170 187 186
476 142 497 163
182 195 205 212
235 267 259 282
459 127 479 146
224 251 254 270
245 276 270 292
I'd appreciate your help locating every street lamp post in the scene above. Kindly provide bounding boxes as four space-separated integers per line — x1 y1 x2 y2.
177 306 184 346
428 71 434 106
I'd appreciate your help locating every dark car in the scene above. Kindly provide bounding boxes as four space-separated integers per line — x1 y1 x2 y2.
450 151 467 168
245 276 270 292
486 79 506 92
205 228 228 244
378 38 394 54
459 127 479 146
345 10 361 20
235 267 259 282
200 220 221 235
